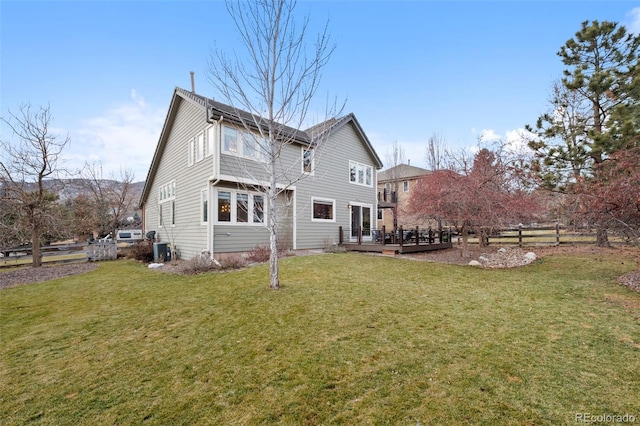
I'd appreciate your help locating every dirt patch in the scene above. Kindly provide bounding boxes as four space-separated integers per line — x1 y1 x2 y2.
0 263 99 289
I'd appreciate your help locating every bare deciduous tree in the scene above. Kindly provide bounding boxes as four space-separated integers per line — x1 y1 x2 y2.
425 132 447 171
382 141 405 230
0 104 70 266
207 0 337 289
80 162 137 238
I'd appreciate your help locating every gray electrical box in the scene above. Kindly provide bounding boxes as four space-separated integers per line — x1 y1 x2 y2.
153 242 171 262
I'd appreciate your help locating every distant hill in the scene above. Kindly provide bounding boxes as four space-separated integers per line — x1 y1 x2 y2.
1 178 145 213
52 179 145 204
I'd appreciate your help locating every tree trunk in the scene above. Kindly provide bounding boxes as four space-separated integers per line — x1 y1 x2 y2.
596 227 610 247
268 158 280 290
478 228 489 247
31 227 42 267
460 226 470 258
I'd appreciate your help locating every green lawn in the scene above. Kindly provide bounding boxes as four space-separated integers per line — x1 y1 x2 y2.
1 252 639 425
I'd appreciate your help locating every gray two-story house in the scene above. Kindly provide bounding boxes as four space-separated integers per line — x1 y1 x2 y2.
140 87 383 260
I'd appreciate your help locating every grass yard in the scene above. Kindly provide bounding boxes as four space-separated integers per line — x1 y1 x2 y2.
1 252 639 425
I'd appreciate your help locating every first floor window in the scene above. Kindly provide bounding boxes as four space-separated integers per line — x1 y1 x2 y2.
218 191 231 222
216 190 265 224
201 189 209 223
312 198 335 221
237 193 249 223
254 195 264 223
377 208 383 220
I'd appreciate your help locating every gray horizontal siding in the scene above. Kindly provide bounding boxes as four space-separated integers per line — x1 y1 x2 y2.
294 122 378 249
144 97 215 260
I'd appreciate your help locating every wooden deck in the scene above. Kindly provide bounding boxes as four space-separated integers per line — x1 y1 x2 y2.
338 226 453 255
341 241 452 254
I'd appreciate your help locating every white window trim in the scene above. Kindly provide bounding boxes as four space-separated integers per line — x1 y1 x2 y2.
196 132 205 162
302 146 314 175
188 138 195 167
311 197 336 222
222 125 267 162
201 188 209 225
214 189 267 225
349 160 373 187
206 125 215 157
159 180 176 203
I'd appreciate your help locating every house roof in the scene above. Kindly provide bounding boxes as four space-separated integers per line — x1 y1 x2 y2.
178 88 311 144
377 163 431 182
140 87 383 206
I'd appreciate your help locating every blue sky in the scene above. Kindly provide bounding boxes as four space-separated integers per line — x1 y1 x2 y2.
2 1 639 180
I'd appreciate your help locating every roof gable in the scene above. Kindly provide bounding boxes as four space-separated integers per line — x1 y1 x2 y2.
309 113 383 169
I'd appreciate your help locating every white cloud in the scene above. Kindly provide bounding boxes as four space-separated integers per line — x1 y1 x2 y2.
69 90 165 181
626 7 640 34
478 129 501 143
505 128 536 155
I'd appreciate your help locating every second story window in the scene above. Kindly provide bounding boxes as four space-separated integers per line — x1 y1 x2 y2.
222 125 266 161
403 181 409 192
223 127 239 153
196 132 205 162
302 147 314 174
349 160 373 187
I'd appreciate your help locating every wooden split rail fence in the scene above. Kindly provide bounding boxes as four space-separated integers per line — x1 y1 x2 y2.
0 241 118 268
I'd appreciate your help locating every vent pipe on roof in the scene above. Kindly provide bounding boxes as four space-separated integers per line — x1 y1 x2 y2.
190 71 195 94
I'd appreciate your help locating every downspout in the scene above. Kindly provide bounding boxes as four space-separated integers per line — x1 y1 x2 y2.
209 115 223 260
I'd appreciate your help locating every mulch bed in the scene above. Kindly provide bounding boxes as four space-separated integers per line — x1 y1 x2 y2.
0 263 99 289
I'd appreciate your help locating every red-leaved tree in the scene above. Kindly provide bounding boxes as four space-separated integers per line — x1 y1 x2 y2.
575 147 640 245
407 147 542 256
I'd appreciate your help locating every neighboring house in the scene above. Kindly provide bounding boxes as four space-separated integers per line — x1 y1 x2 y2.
376 163 433 231
140 87 383 260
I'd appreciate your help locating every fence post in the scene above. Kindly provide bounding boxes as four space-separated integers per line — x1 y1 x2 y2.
382 225 386 246
518 225 522 247
358 226 362 245
339 226 343 245
399 225 403 248
556 223 560 245
415 226 419 246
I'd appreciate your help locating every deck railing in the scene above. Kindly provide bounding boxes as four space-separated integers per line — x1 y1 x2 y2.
339 225 451 247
